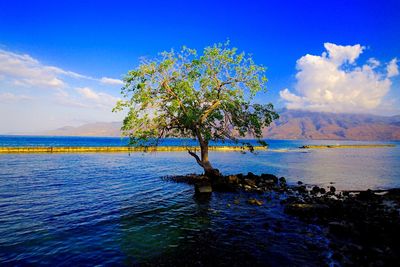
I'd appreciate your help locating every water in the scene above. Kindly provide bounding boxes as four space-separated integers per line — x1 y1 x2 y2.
0 136 399 265
0 135 259 147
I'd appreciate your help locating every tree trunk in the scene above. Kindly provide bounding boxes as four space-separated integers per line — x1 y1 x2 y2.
199 141 219 178
188 140 221 179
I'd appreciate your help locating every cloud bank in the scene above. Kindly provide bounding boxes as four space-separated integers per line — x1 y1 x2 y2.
0 48 124 132
280 43 399 114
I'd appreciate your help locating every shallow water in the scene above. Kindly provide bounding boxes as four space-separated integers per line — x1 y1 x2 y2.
0 137 399 265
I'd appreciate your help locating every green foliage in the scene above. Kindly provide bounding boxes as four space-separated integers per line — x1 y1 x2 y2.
113 41 278 148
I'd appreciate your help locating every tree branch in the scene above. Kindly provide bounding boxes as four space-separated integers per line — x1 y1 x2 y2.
200 100 220 124
188 150 204 167
161 80 188 115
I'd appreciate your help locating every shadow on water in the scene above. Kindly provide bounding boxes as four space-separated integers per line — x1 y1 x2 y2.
119 188 332 267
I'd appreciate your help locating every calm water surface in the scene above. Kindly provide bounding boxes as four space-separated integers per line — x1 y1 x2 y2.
0 137 399 265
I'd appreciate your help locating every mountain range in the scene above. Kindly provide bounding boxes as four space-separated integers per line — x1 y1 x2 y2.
41 110 400 140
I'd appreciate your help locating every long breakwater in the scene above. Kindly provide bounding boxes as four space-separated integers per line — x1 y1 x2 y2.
0 146 267 154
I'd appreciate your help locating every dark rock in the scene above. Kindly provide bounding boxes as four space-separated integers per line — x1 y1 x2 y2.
285 203 330 217
244 179 256 187
328 221 354 236
358 189 376 201
385 188 400 200
320 188 326 194
226 175 239 184
247 172 256 179
329 186 336 194
295 185 307 194
247 198 263 206
260 173 278 183
311 186 320 194
297 181 303 185
279 177 287 186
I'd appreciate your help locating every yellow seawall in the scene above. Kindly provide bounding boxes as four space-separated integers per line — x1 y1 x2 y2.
0 146 267 154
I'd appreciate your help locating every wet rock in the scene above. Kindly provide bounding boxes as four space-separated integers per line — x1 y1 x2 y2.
279 177 286 187
311 186 320 195
226 175 239 184
294 185 307 194
243 179 256 187
284 203 330 217
260 173 278 183
247 172 256 179
329 186 336 194
247 198 263 206
297 181 303 185
319 188 326 194
328 221 354 236
358 189 376 201
384 188 400 201
243 185 252 191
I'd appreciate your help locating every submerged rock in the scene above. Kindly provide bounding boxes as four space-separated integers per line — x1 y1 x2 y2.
247 198 263 206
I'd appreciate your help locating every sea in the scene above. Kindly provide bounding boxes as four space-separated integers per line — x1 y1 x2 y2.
0 135 399 266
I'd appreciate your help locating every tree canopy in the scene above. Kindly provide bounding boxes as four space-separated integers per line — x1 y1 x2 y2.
114 41 278 176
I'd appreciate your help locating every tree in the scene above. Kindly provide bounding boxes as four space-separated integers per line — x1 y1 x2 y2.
113 42 278 178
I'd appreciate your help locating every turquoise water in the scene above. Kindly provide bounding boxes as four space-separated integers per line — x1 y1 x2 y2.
0 136 399 265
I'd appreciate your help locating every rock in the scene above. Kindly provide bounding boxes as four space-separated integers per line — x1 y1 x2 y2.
295 185 307 194
260 173 278 183
247 198 263 206
226 175 239 184
330 186 336 194
358 189 376 201
284 203 330 216
311 186 320 194
328 221 354 236
194 183 212 194
320 188 326 194
244 185 252 191
297 181 303 185
247 172 256 179
244 179 256 187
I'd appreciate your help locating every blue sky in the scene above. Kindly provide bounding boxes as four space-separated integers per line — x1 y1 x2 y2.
0 0 399 133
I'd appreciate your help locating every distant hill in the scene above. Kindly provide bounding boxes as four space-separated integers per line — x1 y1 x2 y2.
42 122 122 137
263 109 400 140
41 110 400 140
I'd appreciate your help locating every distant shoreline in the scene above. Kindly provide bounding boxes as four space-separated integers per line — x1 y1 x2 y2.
0 146 267 154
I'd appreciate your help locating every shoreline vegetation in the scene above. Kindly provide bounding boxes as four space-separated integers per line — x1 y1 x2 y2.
0 146 267 154
165 173 400 266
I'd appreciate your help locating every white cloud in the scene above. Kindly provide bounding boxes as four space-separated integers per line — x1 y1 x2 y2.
0 48 123 89
76 87 119 108
0 92 32 102
0 49 87 89
100 77 124 85
387 58 399 78
280 43 399 114
0 48 124 132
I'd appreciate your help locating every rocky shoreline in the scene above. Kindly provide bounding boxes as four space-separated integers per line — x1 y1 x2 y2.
166 173 400 266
